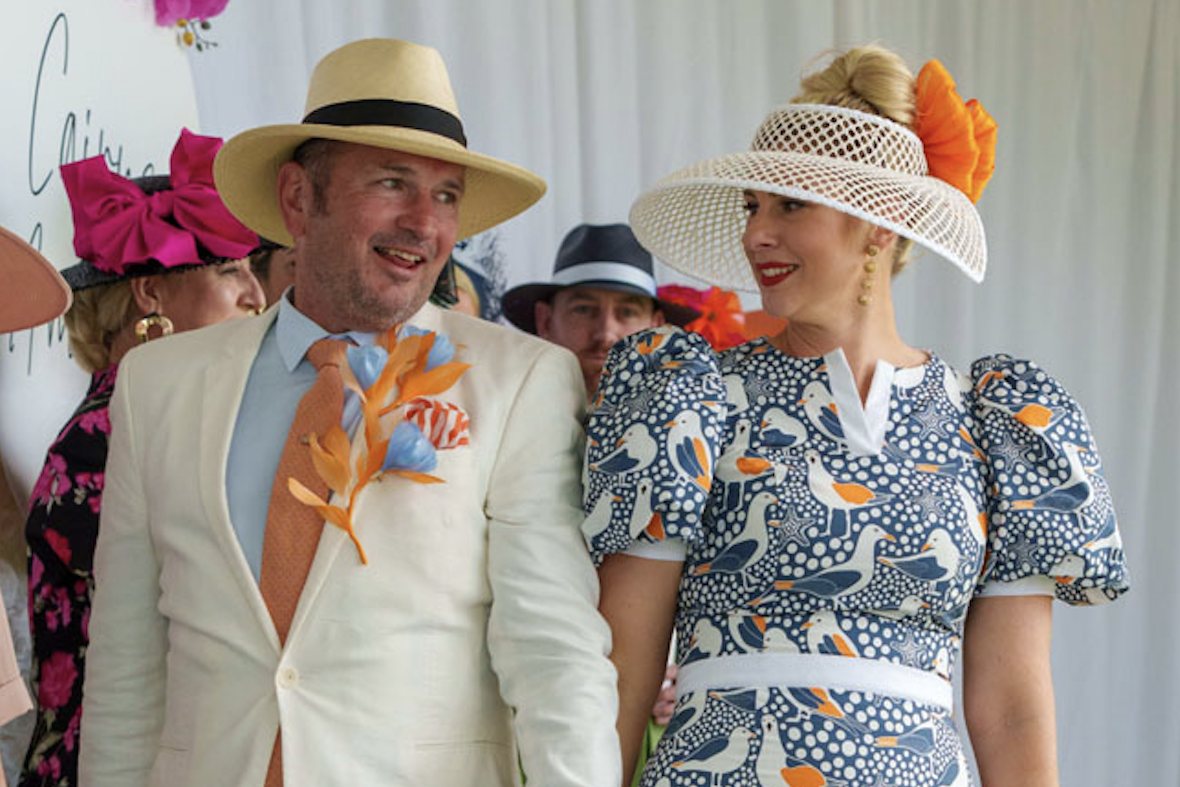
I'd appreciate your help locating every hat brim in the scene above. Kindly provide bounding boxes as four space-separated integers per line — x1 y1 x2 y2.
502 281 700 334
0 226 72 332
214 124 547 246
629 150 986 292
58 245 261 292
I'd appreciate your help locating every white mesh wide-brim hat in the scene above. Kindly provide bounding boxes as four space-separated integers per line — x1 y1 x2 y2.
630 103 987 292
215 38 546 246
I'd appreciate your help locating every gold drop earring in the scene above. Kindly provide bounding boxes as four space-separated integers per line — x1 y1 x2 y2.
858 244 879 306
135 312 174 343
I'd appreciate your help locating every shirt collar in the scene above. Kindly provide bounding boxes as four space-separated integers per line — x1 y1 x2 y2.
275 292 378 373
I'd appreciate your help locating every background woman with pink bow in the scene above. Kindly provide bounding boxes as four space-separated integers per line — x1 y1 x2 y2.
586 44 1127 787
19 129 263 787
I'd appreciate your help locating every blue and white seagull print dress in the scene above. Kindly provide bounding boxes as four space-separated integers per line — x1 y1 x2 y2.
583 326 1128 787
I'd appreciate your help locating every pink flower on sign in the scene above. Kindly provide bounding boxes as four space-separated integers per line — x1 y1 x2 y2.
154 0 230 25
38 651 78 710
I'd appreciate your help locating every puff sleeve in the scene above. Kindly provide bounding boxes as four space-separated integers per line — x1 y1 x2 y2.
582 327 726 563
968 354 1129 605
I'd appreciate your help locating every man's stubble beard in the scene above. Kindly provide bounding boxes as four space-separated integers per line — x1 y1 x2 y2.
340 266 431 333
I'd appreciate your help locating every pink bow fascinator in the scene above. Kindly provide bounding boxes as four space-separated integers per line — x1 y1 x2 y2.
59 128 258 289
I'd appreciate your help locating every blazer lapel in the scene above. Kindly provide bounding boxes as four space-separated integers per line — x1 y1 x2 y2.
197 311 284 652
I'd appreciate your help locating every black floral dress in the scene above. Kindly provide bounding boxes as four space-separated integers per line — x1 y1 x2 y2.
20 366 116 787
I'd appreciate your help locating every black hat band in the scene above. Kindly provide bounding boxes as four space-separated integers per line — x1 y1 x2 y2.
303 99 467 147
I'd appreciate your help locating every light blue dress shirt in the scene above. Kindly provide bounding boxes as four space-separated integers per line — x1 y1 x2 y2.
226 293 374 581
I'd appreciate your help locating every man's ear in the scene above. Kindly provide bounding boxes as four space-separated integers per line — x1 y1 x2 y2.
650 308 667 328
277 161 311 240
129 275 164 316
534 300 553 338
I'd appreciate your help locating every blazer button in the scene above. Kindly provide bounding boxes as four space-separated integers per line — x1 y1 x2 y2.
277 666 300 688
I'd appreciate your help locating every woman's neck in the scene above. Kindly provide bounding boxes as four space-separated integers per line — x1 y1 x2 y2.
769 299 925 402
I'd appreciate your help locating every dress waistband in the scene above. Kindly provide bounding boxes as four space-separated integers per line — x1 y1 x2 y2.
676 653 953 712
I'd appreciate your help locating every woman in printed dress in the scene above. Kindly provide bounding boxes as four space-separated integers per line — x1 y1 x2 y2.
586 45 1128 787
19 130 264 787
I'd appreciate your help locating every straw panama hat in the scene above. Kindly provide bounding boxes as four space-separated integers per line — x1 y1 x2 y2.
214 38 547 246
629 103 987 292
0 224 72 332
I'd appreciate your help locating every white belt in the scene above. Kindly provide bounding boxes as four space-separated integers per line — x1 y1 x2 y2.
676 653 953 712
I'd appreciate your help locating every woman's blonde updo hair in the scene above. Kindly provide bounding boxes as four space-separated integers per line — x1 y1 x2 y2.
792 44 918 273
63 281 137 373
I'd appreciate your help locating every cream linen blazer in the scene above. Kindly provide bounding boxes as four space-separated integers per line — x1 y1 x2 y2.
79 303 619 787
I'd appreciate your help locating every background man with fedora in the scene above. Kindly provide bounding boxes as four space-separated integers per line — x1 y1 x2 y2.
79 39 618 787
502 223 698 397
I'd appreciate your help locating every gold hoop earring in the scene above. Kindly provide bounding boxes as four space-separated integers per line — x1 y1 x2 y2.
859 245 880 307
135 312 174 343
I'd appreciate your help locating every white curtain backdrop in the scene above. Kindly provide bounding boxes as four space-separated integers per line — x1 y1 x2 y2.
186 1 1178 784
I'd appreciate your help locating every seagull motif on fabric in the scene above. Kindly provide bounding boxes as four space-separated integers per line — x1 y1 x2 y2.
877 529 962 587
667 409 715 491
727 612 769 651
627 477 665 540
759 407 809 449
692 490 780 584
755 715 830 787
1009 442 1094 512
803 449 893 537
670 726 755 782
803 609 858 657
716 418 776 508
874 720 939 756
799 381 846 445
774 524 896 601
590 422 658 475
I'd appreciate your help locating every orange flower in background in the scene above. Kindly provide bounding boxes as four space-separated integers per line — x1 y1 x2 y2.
658 285 747 350
915 59 997 204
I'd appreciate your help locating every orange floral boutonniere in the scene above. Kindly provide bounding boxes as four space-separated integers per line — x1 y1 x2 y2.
288 325 471 564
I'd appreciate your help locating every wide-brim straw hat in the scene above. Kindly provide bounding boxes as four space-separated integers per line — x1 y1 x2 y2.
0 224 72 332
214 38 547 246
629 103 987 292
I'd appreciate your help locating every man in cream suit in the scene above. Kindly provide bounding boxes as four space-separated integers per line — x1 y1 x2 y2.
79 39 619 787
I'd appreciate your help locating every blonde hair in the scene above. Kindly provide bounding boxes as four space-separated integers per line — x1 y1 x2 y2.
792 44 918 273
63 281 137 373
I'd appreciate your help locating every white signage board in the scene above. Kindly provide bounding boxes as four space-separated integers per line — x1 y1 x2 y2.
0 3 200 505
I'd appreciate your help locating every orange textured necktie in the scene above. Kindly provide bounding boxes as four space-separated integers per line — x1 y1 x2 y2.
260 337 347 787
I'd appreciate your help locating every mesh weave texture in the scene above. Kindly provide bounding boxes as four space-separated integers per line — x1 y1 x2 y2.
630 104 986 291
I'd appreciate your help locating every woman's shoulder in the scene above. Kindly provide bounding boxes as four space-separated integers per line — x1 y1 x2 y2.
965 352 1088 421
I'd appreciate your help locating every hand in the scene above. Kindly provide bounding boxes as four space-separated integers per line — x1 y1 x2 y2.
650 664 678 726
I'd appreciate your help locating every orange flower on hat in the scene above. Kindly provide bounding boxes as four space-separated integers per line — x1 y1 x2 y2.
915 59 997 203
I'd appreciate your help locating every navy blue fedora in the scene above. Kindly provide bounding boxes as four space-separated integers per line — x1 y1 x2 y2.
502 223 699 334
